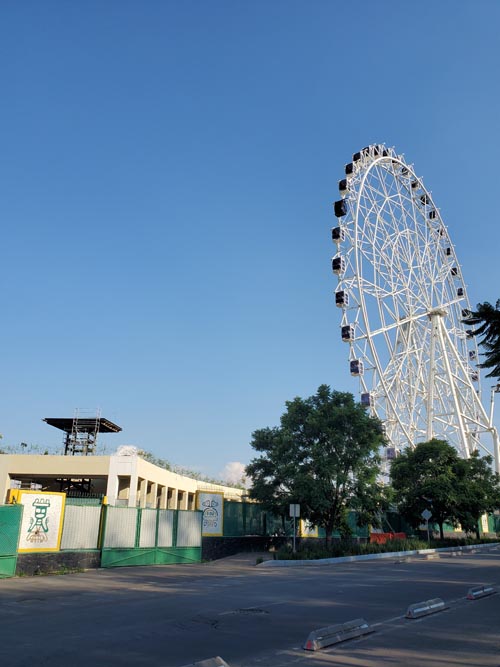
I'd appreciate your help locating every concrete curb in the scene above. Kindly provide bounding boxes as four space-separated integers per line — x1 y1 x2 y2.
467 585 497 600
179 658 230 667
303 618 372 650
406 597 446 619
259 542 500 567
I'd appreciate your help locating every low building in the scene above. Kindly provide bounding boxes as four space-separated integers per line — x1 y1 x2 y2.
0 453 245 508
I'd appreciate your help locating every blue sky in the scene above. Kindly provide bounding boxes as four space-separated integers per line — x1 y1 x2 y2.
1 2 500 479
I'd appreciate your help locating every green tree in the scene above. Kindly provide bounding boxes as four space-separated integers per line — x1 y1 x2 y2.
466 300 500 379
455 452 500 539
137 449 245 489
246 385 387 544
137 449 173 470
390 439 462 540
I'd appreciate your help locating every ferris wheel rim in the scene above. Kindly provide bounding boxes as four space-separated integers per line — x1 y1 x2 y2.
351 154 478 409
333 144 488 460
354 155 471 319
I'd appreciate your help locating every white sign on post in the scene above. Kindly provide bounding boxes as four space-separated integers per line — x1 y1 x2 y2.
421 508 432 545
289 504 300 553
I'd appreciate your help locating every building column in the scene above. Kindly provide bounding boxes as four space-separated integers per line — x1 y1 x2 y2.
117 476 131 506
168 488 178 509
148 482 158 509
139 478 148 508
105 471 119 506
128 470 139 507
159 486 167 509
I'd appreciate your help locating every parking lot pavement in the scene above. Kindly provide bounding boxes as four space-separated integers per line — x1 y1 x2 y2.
240 584 500 667
0 549 499 667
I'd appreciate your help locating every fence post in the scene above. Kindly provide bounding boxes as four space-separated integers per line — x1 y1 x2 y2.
135 508 142 548
155 507 160 547
173 509 179 547
98 504 108 550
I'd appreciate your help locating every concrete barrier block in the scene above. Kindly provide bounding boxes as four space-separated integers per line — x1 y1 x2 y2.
406 598 446 619
303 618 372 650
179 658 230 667
467 585 496 600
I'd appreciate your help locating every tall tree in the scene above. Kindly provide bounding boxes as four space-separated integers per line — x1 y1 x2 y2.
455 452 500 538
390 439 462 540
246 385 386 543
466 300 500 379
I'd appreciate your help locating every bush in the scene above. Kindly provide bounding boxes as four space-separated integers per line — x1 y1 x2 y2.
273 536 496 560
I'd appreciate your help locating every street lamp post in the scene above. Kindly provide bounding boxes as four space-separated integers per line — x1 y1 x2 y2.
489 384 500 474
489 384 500 426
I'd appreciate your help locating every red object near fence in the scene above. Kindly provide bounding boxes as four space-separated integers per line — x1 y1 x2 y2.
370 532 406 544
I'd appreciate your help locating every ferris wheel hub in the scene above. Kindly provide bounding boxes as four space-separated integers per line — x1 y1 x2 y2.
427 308 448 318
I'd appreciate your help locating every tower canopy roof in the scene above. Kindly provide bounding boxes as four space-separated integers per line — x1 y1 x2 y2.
43 417 122 434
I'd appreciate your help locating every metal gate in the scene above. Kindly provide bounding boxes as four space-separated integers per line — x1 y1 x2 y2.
0 504 23 578
101 507 202 568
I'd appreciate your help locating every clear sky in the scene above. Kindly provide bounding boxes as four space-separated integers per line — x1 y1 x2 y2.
2 1 500 480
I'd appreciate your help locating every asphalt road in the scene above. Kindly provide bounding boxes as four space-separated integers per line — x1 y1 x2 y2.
1 548 499 667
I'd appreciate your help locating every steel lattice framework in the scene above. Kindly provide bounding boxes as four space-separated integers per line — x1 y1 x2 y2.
332 144 500 472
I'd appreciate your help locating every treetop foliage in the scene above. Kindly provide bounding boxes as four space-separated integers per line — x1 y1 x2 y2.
246 385 388 540
390 438 500 539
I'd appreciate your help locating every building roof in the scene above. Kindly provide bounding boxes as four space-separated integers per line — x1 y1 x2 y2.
43 417 122 434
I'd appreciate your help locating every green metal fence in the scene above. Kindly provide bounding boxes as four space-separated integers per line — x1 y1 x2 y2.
383 511 415 535
101 506 203 567
223 500 265 536
488 513 500 533
223 501 374 538
222 502 429 539
316 511 369 539
0 504 23 578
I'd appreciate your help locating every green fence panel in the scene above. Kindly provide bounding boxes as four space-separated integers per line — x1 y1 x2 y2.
61 505 103 550
264 512 293 536
347 511 369 538
155 547 202 564
383 511 414 535
101 546 202 568
0 504 23 578
223 501 266 536
428 520 457 534
488 513 500 533
101 547 156 568
245 503 265 535
306 512 369 539
223 501 245 536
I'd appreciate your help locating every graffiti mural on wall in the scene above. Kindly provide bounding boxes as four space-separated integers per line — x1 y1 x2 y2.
9 490 66 552
197 492 223 536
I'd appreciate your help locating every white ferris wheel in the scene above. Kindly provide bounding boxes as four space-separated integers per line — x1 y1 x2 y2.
332 144 500 473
